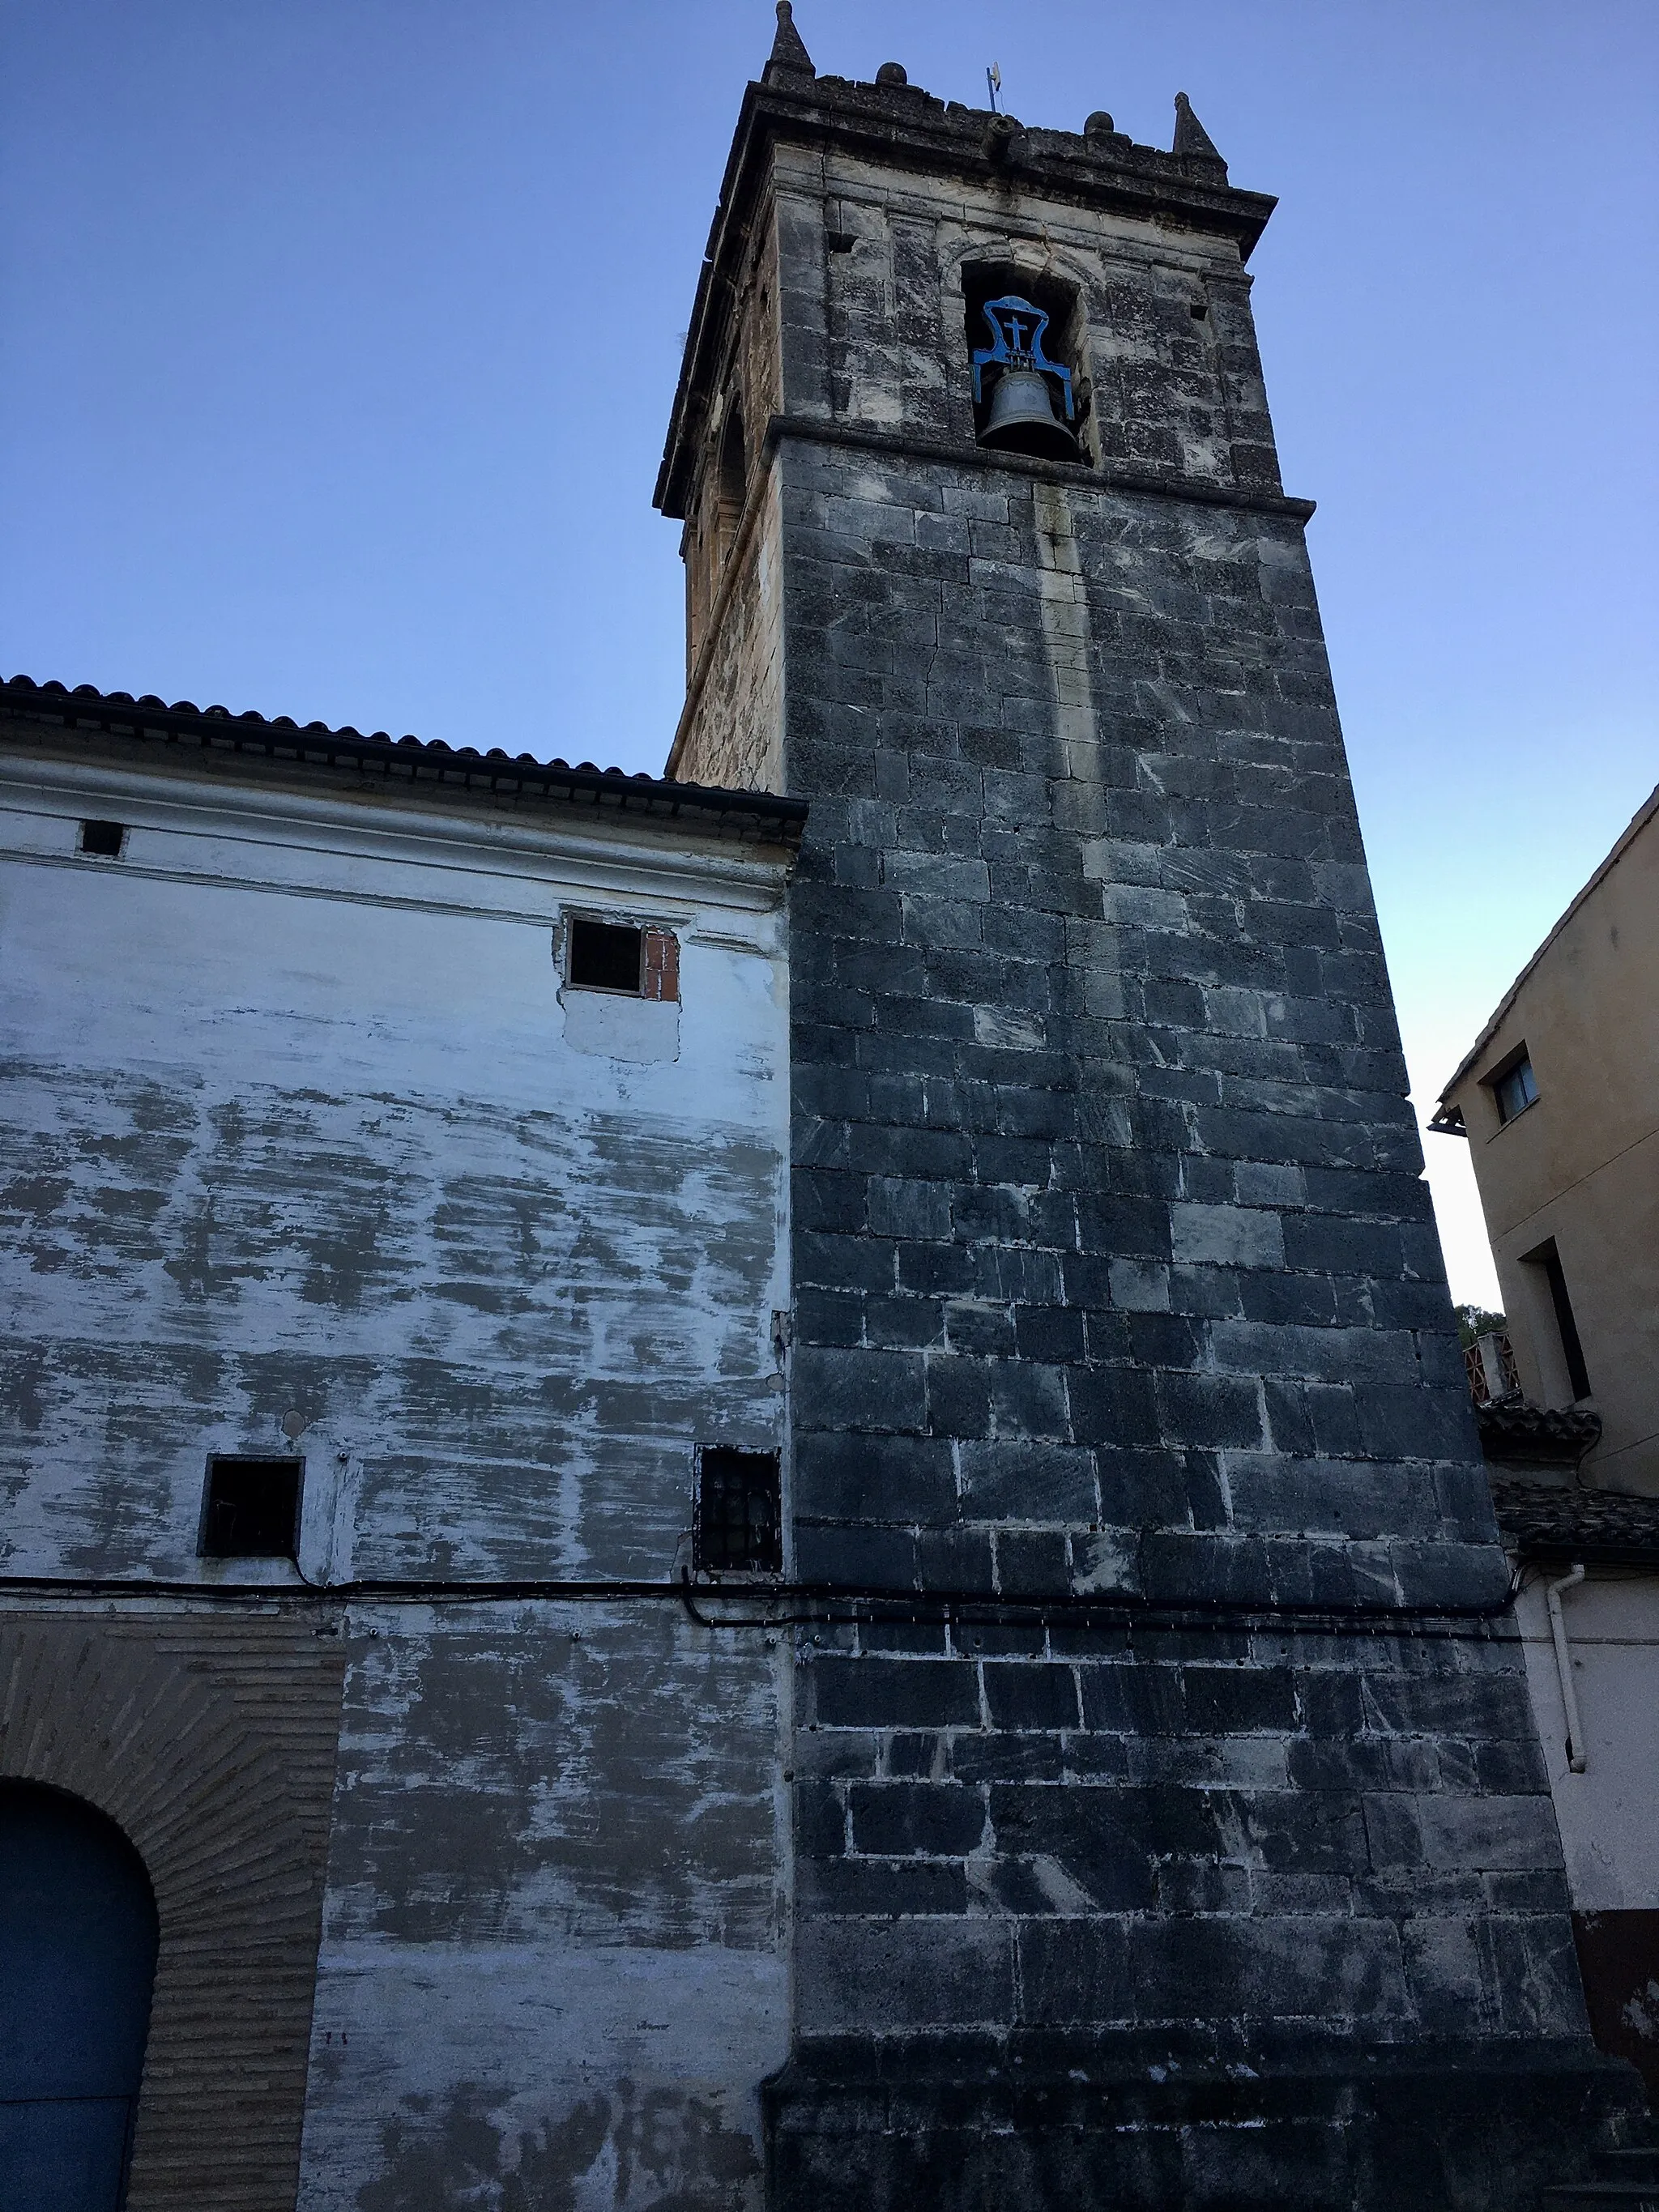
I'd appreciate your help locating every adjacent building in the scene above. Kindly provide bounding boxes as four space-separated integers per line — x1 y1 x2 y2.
1435 782 1659 2108
1434 781 1659 1493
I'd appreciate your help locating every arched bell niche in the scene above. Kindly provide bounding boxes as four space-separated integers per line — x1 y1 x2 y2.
960 258 1093 462
0 1780 159 2212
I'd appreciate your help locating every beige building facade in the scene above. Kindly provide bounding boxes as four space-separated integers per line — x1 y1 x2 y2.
1435 782 1659 1494
1436 782 1659 2102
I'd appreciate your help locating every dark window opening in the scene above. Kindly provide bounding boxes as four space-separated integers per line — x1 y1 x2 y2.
79 820 126 859
719 403 747 508
200 1457 303 1558
567 918 644 995
1525 1239 1592 1403
714 400 748 568
695 1447 782 1574
962 262 1088 462
565 918 679 1002
1490 1051 1539 1124
1189 299 1209 319
826 229 857 254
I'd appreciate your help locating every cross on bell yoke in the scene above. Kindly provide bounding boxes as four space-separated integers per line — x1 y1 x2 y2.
971 294 1077 460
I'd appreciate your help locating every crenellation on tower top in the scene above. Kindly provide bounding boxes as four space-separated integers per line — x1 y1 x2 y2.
764 0 815 86
659 47 1284 798
657 62 1273 526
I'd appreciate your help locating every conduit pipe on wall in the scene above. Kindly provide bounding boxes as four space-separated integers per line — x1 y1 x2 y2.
1546 1562 1588 1773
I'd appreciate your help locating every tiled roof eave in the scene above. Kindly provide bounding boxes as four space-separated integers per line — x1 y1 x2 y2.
1489 1471 1659 1569
0 676 808 851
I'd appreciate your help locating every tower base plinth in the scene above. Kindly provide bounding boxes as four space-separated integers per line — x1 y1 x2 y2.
766 2035 1649 2211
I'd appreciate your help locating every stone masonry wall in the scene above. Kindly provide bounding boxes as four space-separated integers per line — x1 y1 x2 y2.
672 190 787 794
778 438 1583 2072
673 470 787 797
652 66 1632 2202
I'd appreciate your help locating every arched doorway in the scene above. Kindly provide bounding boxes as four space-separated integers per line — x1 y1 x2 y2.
0 1780 159 2211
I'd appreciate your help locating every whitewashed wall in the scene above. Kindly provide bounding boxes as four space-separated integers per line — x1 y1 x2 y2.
0 743 795 2207
1515 1574 1659 1911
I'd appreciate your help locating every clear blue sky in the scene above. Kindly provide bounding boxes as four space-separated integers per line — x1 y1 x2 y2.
4 2 1655 1304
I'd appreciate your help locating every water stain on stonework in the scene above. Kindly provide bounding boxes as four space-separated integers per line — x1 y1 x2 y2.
359 2082 759 2212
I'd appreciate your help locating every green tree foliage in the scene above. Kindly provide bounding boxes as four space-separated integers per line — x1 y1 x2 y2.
1454 1302 1508 1349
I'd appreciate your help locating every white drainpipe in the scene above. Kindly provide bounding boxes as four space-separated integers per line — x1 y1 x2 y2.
1546 1563 1588 1774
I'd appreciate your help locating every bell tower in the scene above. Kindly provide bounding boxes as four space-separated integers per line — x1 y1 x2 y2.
657 11 1642 2206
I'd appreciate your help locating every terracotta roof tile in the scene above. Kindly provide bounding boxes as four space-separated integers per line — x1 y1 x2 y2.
0 676 806 850
1490 1473 1659 1566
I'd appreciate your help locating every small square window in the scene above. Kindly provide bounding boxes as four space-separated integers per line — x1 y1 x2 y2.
79 820 126 859
695 1447 781 1574
1491 1054 1539 1124
200 1457 303 1558
564 917 680 1001
567 918 643 994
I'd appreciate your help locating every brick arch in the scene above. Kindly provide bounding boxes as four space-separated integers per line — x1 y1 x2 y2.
0 1611 345 2210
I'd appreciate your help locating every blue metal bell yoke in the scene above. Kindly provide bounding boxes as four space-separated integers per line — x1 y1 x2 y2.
970 295 1074 421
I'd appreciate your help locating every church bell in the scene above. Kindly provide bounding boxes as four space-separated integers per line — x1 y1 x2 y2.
980 365 1077 459
970 292 1078 461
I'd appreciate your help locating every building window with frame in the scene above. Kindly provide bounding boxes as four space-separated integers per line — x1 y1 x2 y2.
563 917 680 1002
1489 1050 1539 1125
694 1447 782 1574
199 1457 304 1559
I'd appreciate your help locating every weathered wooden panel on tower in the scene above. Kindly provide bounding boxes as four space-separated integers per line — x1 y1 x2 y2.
658 13 1644 2206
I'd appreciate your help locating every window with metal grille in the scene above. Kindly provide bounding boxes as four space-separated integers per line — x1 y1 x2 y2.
199 1457 303 1558
694 1447 781 1573
567 917 643 993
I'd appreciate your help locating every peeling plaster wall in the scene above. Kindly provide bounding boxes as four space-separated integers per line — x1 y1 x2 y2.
1515 1575 1659 1912
0 754 791 1581
0 741 795 2207
303 1604 787 2210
